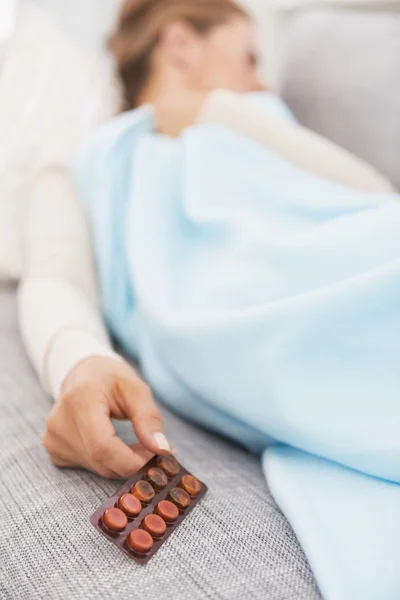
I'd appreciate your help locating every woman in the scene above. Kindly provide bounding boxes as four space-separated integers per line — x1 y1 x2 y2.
17 2 400 598
19 0 393 481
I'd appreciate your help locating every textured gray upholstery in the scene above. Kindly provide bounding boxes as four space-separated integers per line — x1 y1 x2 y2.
280 9 400 190
0 286 321 599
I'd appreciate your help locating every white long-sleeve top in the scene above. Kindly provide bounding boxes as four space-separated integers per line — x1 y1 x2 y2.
2 4 393 400
2 4 121 396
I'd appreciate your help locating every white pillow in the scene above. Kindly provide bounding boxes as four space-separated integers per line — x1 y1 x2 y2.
0 3 117 281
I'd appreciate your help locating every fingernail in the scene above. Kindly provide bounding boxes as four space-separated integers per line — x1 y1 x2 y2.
154 432 171 452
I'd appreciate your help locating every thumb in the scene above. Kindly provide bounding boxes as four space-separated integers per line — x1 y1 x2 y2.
116 375 172 456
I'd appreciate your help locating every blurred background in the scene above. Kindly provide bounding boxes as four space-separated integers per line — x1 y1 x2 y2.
33 0 121 50
1 0 399 184
2 0 399 82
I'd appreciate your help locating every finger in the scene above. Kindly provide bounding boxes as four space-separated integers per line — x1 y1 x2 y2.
129 442 154 467
87 462 126 480
49 451 120 479
49 454 76 468
43 430 80 463
74 400 152 479
116 377 171 456
43 431 85 470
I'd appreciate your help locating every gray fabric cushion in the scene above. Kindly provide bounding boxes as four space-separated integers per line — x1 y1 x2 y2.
0 286 321 600
280 9 400 190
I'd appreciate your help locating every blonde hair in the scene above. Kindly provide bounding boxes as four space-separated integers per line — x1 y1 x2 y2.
109 0 249 108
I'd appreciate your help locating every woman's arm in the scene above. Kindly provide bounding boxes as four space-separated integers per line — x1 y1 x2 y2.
156 88 393 193
16 8 171 477
19 163 171 478
19 164 116 397
197 90 394 193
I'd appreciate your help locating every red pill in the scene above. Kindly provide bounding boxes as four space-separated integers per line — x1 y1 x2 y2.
157 456 180 478
146 467 168 490
102 508 128 532
143 514 167 538
155 500 179 523
132 480 155 503
127 529 154 554
117 494 142 518
169 487 191 511
180 474 202 497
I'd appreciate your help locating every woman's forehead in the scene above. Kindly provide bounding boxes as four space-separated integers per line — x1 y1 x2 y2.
210 17 260 52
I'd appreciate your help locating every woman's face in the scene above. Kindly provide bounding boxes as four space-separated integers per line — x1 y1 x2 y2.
187 17 264 94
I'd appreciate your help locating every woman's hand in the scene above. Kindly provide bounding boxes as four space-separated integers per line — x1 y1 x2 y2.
155 90 210 137
43 356 171 479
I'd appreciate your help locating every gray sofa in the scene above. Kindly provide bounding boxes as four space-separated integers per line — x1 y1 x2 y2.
1 9 399 600
280 8 400 191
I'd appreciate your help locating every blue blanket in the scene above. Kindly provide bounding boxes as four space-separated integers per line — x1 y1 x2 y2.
73 94 400 600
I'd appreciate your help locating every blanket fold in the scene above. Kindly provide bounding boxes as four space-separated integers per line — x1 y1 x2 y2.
73 94 400 600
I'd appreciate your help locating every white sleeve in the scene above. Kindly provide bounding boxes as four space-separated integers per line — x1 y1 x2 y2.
197 90 394 194
17 9 123 400
18 165 121 399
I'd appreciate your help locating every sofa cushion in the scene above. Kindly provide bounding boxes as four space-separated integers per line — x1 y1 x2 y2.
0 286 321 600
280 9 400 190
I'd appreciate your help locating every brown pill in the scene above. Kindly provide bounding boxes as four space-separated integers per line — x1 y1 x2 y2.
127 529 154 554
143 514 167 538
180 474 202 497
132 480 155 503
117 494 142 518
102 507 128 532
157 455 180 478
146 467 168 490
169 487 191 511
155 500 179 523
